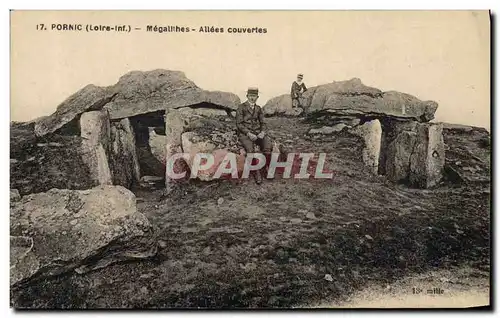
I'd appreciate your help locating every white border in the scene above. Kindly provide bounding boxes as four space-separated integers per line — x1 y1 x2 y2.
2 1 498 318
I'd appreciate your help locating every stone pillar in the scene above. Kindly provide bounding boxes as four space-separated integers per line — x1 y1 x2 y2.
350 119 382 174
165 110 187 187
382 120 418 182
80 110 112 185
409 123 445 188
109 118 141 188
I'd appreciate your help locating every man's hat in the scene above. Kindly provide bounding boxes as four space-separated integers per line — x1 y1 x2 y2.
297 74 304 79
247 87 259 95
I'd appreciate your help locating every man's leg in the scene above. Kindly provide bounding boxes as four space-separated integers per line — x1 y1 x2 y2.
257 135 273 179
239 134 254 153
239 134 262 184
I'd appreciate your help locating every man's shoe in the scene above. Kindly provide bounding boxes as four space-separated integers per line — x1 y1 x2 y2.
254 171 263 185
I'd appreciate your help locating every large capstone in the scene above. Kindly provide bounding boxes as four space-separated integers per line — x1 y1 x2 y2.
104 70 240 119
34 85 116 137
263 78 437 122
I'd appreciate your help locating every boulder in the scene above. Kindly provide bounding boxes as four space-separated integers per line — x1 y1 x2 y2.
409 123 445 188
104 70 240 119
34 85 116 137
349 119 382 174
263 94 304 116
80 110 113 185
109 118 141 188
10 186 157 287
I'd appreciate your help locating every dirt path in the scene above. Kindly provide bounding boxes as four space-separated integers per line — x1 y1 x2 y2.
314 267 490 308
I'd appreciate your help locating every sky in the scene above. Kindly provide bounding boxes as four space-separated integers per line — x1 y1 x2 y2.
10 10 490 129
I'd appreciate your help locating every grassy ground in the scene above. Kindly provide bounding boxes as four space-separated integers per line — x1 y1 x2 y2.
11 117 490 309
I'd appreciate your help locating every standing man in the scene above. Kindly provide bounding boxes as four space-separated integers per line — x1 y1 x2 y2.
291 73 308 108
236 87 272 184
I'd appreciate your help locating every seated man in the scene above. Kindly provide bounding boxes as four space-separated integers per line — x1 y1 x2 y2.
236 87 272 184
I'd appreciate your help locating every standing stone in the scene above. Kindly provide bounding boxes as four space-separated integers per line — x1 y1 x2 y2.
165 109 185 158
80 110 112 185
409 123 445 188
350 119 382 174
109 118 141 188
385 130 417 182
380 119 418 179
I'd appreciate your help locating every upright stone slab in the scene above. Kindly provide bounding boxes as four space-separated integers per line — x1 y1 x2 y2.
409 123 445 188
385 130 417 182
109 118 141 188
80 110 112 185
381 119 418 181
350 119 382 174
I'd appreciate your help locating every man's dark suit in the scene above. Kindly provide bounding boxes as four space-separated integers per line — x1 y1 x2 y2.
235 101 272 154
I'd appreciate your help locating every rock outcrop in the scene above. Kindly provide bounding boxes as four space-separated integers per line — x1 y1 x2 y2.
442 124 490 184
264 78 438 122
34 85 116 137
10 186 157 287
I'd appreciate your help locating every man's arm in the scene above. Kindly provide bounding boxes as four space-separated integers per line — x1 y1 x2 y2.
236 106 250 135
291 82 299 99
301 83 308 92
258 107 267 132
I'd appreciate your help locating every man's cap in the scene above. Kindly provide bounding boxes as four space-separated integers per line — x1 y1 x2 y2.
297 74 304 78
247 87 259 95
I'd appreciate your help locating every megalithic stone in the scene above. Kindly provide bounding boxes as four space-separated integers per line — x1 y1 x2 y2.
409 123 445 188
350 119 382 174
109 118 141 188
80 110 113 185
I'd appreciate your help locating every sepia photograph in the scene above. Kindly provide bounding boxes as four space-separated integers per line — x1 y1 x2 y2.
9 10 491 309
